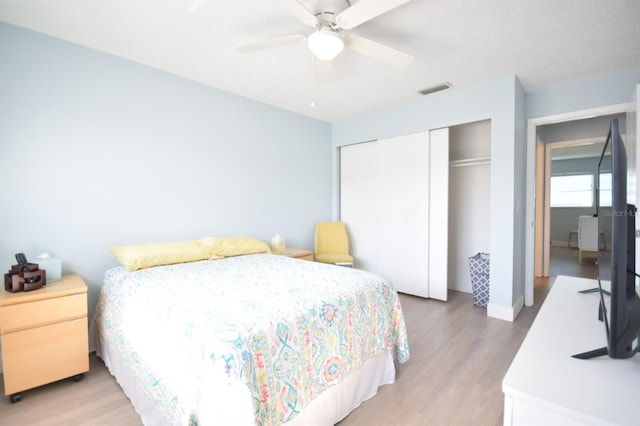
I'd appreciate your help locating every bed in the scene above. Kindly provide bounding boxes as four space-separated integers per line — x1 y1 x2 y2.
92 250 409 425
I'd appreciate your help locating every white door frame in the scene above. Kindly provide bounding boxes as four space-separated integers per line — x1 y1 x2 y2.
524 103 630 306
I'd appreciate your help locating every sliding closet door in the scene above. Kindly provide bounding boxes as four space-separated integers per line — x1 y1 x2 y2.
340 141 382 274
376 133 430 297
428 128 449 301
341 130 448 300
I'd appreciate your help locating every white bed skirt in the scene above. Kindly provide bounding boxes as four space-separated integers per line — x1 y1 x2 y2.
96 330 396 425
286 350 395 426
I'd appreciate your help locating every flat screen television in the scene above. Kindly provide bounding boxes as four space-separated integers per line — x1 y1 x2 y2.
573 118 640 360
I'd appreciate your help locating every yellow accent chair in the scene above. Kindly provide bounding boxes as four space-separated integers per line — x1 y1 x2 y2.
314 221 354 267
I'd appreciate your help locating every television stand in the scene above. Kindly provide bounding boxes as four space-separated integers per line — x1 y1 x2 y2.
502 275 640 425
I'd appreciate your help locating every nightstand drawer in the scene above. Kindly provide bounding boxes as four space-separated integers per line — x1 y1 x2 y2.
1 317 89 394
0 293 87 333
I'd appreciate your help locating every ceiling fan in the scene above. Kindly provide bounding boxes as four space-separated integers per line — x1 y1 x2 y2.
236 0 415 68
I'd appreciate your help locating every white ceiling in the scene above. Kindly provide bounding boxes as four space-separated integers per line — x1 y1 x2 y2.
1 0 640 122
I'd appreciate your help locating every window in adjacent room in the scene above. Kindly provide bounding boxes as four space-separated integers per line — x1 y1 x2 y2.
598 172 612 207
550 174 594 207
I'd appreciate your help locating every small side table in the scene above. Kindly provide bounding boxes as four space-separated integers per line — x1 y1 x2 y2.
273 248 314 261
0 273 89 402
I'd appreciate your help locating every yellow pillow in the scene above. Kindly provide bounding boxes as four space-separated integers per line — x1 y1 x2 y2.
110 240 208 271
198 237 270 258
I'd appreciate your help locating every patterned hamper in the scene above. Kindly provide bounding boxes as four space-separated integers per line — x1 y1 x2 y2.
469 253 490 308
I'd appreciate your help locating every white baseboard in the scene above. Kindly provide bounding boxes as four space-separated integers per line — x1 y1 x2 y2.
487 293 524 322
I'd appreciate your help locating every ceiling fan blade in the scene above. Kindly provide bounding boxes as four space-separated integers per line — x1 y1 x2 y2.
280 0 318 25
237 35 305 53
337 0 413 30
345 34 414 68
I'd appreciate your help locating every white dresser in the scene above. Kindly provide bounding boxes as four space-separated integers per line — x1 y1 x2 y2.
502 275 640 425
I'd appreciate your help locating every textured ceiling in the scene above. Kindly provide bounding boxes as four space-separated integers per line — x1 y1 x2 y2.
1 0 640 122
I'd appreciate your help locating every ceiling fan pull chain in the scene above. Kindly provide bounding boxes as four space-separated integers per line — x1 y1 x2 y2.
338 52 344 99
310 54 316 108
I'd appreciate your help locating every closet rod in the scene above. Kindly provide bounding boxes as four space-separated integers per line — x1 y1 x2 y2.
449 157 491 168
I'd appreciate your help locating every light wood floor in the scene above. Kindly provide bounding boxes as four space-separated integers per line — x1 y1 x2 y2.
0 248 593 425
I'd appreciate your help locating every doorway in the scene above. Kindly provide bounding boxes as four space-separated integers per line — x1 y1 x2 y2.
537 114 624 279
524 103 631 306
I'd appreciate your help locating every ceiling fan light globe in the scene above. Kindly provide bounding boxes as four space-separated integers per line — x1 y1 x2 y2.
307 29 344 60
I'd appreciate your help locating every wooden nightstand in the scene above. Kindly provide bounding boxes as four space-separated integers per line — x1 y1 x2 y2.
0 273 89 402
274 248 314 261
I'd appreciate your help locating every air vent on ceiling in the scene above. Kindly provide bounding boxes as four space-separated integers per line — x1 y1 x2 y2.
418 82 452 96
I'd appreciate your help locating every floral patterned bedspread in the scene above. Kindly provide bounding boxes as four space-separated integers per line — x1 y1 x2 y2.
93 254 409 425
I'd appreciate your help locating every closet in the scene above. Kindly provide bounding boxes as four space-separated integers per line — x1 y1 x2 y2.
448 120 491 293
340 121 491 300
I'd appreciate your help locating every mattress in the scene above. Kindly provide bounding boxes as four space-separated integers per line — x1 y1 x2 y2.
92 253 409 425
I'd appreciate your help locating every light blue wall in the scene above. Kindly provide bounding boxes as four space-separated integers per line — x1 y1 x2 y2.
0 23 332 320
513 79 527 308
332 75 526 313
526 68 640 120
